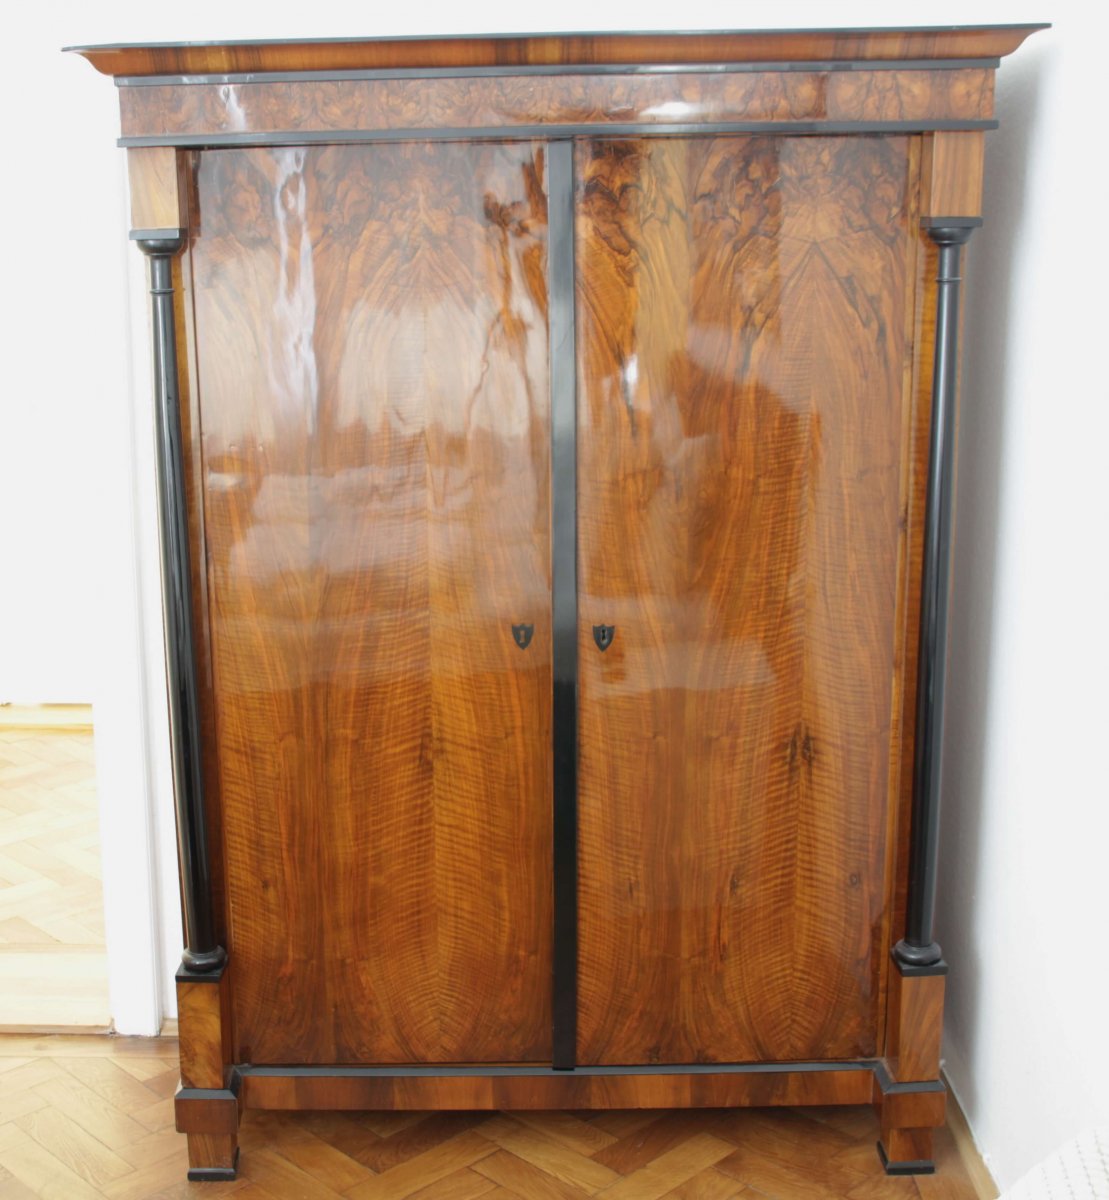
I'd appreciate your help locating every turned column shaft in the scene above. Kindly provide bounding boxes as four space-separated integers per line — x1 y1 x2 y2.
135 232 225 974
896 221 978 971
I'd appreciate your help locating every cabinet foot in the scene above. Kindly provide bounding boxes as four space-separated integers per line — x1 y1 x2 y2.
877 1127 936 1175
187 1133 239 1181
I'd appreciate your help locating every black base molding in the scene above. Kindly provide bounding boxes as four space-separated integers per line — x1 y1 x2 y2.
877 1141 936 1176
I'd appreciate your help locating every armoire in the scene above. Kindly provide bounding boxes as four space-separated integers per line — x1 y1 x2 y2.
73 24 1042 1182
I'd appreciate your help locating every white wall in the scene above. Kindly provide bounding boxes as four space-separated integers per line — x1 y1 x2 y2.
4 1 1102 1187
937 9 1109 1191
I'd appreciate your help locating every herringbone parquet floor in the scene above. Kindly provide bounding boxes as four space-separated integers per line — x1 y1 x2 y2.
0 725 110 1030
0 1035 984 1200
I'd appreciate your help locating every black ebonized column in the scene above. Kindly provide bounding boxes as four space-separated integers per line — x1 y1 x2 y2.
548 140 578 1070
134 231 226 975
894 219 979 973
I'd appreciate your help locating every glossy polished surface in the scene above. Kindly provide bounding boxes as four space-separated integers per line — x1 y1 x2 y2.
118 67 995 140
71 24 1046 77
575 135 916 1065
191 142 552 1065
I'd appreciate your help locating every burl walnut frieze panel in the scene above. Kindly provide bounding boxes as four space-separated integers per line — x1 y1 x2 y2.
118 68 996 140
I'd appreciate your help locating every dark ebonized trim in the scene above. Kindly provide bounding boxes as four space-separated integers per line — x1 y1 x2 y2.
893 221 976 974
175 960 227 984
890 950 949 977
549 138 578 1073
176 1085 239 1103
117 117 998 149
65 23 1051 53
237 1060 875 1079
873 1062 947 1095
114 57 1002 85
187 1148 239 1183
130 226 186 242
134 231 226 977
921 215 984 228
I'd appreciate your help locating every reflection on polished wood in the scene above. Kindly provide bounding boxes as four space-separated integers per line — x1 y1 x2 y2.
190 141 552 1066
575 135 917 1066
71 25 1046 77
117 67 996 140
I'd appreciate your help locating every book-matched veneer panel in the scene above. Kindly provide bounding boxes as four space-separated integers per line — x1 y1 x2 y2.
118 67 995 140
575 135 916 1065
190 140 553 1065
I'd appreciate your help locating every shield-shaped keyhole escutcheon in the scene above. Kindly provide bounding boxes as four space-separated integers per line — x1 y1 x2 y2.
512 623 534 650
593 624 615 652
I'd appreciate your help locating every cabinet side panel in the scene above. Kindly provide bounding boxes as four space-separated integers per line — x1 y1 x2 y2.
576 135 912 1064
191 142 552 1064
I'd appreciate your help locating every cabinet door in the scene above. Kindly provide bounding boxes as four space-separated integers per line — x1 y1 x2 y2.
191 141 552 1064
575 136 916 1064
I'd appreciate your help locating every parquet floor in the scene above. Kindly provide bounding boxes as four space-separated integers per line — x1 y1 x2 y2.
0 724 110 1030
0 1035 984 1200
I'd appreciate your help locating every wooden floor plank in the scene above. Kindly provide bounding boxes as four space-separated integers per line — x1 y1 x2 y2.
508 1111 619 1156
403 1167 502 1200
345 1130 498 1200
237 1145 349 1199
0 1120 106 1200
658 1165 749 1199
32 1074 152 1149
243 1113 375 1192
0 727 108 1030
596 1132 736 1200
478 1115 621 1193
474 1147 596 1200
15 1107 134 1187
594 1109 721 1174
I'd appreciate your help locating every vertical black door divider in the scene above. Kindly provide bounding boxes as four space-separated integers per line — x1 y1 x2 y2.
548 140 579 1067
894 217 980 975
134 230 226 975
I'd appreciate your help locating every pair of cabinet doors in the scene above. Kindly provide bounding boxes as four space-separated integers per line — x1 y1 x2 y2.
189 133 916 1070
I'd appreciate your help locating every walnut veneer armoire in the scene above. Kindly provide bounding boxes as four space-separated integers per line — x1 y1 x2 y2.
72 25 1042 1182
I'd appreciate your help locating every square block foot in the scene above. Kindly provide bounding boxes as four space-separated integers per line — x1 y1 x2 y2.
187 1146 239 1181
877 1140 936 1176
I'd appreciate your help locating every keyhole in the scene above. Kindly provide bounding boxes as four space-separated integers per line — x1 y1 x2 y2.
593 624 615 652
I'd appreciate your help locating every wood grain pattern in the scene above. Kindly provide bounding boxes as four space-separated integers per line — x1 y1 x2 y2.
881 1120 935 1167
886 971 946 1082
175 979 224 1089
879 1089 946 1131
190 141 552 1065
887 227 941 999
125 147 184 229
186 1131 236 1174
173 1087 238 1134
117 68 995 140
71 26 1046 78
924 131 986 216
575 135 917 1065
240 1068 876 1112
177 171 233 956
